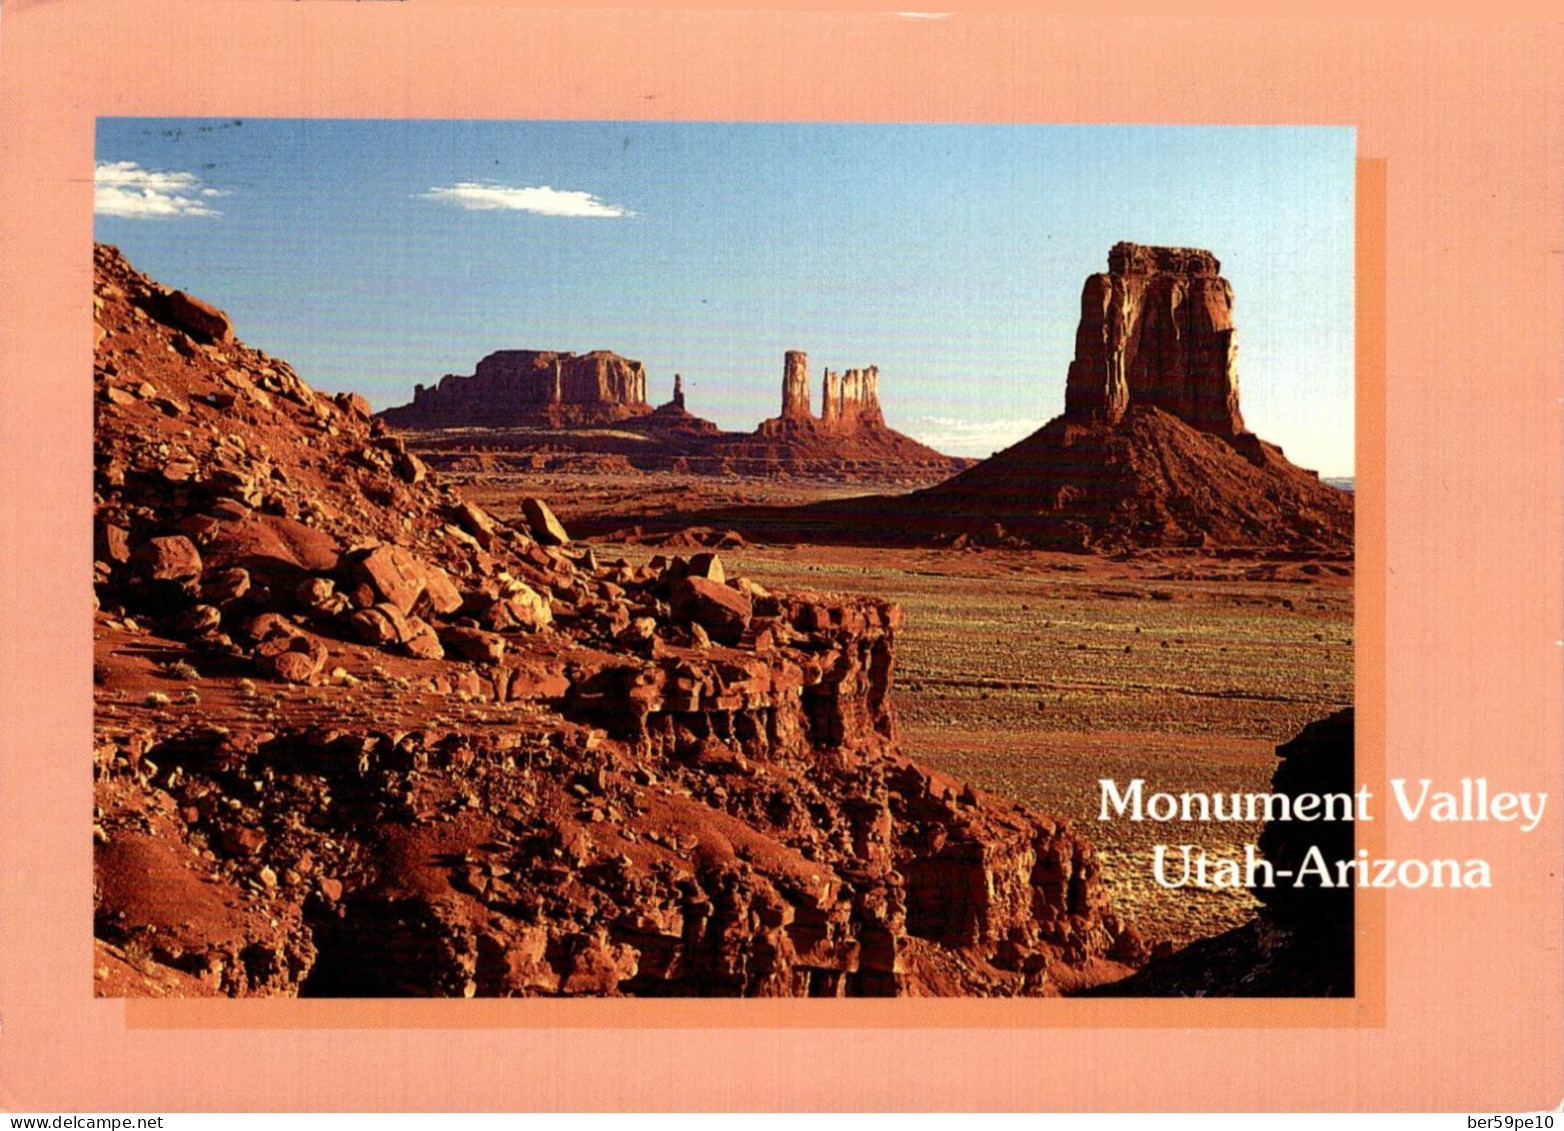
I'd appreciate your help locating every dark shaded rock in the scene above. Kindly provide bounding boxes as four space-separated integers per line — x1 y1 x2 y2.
1258 707 1355 929
520 498 569 546
132 535 202 582
440 626 506 664
1085 709 1355 997
686 551 725 583
152 288 233 344
334 391 372 419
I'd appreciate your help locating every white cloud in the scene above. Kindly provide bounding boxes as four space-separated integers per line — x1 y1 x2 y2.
94 161 223 219
419 181 636 218
910 415 1049 457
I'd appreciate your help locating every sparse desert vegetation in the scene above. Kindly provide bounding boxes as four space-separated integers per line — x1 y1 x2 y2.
575 535 1352 944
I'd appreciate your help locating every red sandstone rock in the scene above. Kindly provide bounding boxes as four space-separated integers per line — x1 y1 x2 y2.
131 535 202 582
173 604 222 634
441 626 507 664
454 502 500 549
395 450 428 485
744 352 957 474
334 391 372 419
98 523 130 565
781 350 812 418
153 287 233 344
349 602 414 646
845 406 1354 553
520 497 569 546
775 243 1352 554
1064 242 1244 436
821 364 883 431
353 546 430 615
266 645 326 684
503 582 553 630
686 551 725 584
380 349 651 429
670 575 753 645
202 568 250 605
375 345 961 482
402 619 445 660
253 625 329 683
205 514 342 577
420 563 463 616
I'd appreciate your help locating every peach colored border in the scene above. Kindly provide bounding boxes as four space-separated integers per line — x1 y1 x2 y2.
1 2 1559 1112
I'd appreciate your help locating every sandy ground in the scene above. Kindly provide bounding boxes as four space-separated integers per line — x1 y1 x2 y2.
461 470 1354 946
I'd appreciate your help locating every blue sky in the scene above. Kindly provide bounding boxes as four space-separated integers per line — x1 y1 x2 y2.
95 119 1356 475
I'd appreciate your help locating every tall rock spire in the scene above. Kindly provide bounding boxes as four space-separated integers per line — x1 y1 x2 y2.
1064 242 1244 436
781 350 812 418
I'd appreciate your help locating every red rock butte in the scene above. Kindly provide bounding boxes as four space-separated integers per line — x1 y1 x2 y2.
718 351 950 473
381 349 651 428
1064 242 1244 437
891 242 1352 552
736 243 1355 555
384 346 966 483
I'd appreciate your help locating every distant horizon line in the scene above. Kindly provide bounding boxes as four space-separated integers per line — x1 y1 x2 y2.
353 370 1357 479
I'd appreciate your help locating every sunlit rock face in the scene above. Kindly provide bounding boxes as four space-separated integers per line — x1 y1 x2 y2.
382 349 651 427
1064 242 1244 437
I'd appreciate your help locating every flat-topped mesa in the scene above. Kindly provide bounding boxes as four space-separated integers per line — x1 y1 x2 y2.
821 366 884 431
1064 241 1245 436
380 348 651 428
780 350 812 419
1108 242 1222 278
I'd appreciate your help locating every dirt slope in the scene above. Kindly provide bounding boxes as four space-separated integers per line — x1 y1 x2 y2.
894 407 1354 553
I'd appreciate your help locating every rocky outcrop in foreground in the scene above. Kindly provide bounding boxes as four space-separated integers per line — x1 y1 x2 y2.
91 244 1140 997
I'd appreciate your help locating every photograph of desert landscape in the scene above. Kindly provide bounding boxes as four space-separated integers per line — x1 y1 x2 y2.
91 120 1355 998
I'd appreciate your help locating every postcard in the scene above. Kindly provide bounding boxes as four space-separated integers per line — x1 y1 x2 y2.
0 0 1559 1114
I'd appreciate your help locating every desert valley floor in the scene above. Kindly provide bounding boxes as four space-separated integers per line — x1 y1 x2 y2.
458 468 1355 946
